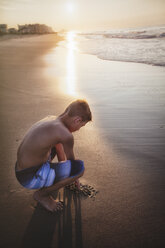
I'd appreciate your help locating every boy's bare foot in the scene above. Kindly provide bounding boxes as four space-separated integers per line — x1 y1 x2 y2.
33 191 64 212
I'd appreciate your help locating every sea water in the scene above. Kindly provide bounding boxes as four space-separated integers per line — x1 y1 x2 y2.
76 25 165 67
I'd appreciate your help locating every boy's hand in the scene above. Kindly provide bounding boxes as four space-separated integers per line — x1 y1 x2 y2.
75 179 80 189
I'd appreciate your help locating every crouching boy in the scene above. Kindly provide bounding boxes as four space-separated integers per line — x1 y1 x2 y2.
15 99 92 212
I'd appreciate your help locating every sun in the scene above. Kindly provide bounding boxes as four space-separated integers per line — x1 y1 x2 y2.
66 2 75 13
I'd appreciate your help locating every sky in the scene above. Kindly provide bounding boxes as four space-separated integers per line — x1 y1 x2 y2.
0 0 165 31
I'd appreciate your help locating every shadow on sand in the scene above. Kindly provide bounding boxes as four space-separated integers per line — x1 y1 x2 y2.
21 188 83 248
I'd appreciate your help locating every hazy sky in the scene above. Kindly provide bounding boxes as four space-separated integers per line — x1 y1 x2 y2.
0 0 165 31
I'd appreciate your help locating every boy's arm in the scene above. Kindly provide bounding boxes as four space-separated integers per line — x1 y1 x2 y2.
62 134 81 189
61 134 75 160
57 128 80 188
75 178 81 189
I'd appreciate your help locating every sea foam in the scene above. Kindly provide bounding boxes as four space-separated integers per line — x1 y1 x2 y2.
77 26 165 66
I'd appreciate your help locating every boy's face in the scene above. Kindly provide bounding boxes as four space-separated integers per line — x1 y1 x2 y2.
69 117 87 132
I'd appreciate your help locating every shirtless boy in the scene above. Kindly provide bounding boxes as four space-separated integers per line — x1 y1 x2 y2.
15 99 92 212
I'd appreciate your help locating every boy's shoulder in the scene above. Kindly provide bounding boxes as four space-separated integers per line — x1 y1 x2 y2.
51 118 73 140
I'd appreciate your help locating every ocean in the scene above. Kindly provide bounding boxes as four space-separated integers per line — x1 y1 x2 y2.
76 25 165 67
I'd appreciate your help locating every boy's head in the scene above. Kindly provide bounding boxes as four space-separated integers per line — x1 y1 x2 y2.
63 99 92 132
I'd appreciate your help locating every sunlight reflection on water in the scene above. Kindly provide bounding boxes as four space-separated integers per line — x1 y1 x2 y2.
66 31 77 96
44 31 78 97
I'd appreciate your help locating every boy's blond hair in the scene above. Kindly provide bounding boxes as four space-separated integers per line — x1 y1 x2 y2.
65 99 92 122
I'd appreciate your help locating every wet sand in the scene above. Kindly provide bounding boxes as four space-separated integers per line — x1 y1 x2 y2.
0 34 165 248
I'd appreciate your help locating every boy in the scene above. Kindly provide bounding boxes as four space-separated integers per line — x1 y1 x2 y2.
15 99 92 212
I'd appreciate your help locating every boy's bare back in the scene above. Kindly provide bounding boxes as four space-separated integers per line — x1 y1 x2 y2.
17 116 74 170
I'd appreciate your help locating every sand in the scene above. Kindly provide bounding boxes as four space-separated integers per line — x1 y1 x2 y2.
0 34 165 248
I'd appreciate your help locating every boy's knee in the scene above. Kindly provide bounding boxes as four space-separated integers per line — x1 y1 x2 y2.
77 168 85 178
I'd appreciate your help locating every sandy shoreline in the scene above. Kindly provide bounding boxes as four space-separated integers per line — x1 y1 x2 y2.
0 34 46 42
0 34 165 248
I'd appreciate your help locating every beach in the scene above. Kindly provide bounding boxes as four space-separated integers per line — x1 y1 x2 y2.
0 33 165 248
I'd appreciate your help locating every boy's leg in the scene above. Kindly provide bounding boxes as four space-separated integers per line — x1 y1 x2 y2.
33 144 83 212
33 171 84 212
